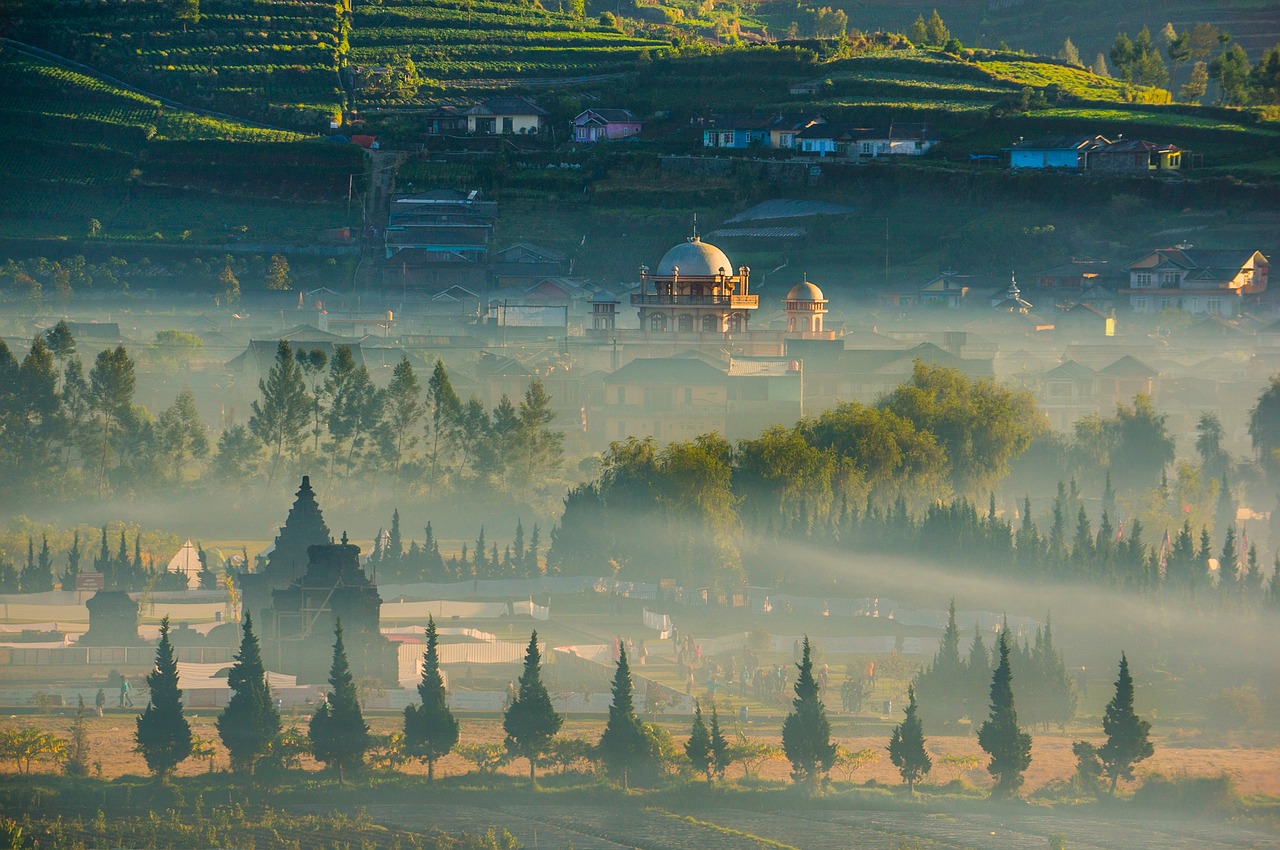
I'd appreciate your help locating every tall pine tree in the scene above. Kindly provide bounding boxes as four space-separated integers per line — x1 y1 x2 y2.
709 703 730 781
914 599 966 729
309 619 371 781
977 629 1032 798
597 642 650 790
503 631 562 785
216 612 281 775
403 616 459 781
685 701 713 783
1098 653 1153 793
888 684 931 794
781 636 836 785
135 616 192 781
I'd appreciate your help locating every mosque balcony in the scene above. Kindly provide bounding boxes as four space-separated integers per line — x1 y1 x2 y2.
630 294 759 308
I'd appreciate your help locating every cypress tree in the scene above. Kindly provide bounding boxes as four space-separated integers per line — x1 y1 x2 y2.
977 629 1032 798
597 643 649 789
135 616 192 781
403 615 459 781
503 630 562 785
1098 653 1153 793
685 701 713 782
965 626 991 722
65 695 91 778
709 703 730 781
1218 525 1238 593
62 531 82 589
309 619 371 781
888 685 931 794
914 600 966 729
781 636 836 785
216 611 281 775
1037 617 1076 731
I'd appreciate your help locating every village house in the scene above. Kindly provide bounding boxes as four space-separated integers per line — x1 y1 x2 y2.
797 123 866 157
1121 247 1269 315
701 114 775 148
1034 258 1121 290
1038 359 1100 431
465 97 548 135
769 114 826 149
572 108 643 142
1006 135 1109 169
381 189 497 291
1091 138 1183 172
488 243 570 289
854 122 940 157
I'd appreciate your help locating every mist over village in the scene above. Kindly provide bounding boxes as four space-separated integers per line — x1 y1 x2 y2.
1 0 1280 847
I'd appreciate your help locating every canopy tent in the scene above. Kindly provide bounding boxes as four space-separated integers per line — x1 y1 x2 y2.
166 540 201 589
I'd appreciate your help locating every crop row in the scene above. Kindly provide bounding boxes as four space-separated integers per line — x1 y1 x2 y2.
134 45 337 64
353 27 656 46
358 7 583 29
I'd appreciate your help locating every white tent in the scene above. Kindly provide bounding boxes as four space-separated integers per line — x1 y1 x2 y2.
166 540 201 589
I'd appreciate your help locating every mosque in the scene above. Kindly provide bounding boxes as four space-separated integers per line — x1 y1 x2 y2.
588 227 835 355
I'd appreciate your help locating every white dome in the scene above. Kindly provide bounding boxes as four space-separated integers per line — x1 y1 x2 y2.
656 237 733 277
785 281 825 301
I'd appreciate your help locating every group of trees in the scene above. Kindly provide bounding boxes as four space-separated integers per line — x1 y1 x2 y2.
365 513 544 584
913 604 1075 735
0 525 191 594
0 255 316 307
248 343 563 493
1104 22 1280 105
0 326 215 498
0 326 563 504
892 635 1151 799
550 363 1040 587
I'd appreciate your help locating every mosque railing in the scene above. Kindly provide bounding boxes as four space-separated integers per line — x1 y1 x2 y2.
630 294 759 307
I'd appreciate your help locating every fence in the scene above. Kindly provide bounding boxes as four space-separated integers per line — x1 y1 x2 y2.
1 645 234 666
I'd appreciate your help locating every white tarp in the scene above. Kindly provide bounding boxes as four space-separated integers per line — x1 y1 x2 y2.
166 540 201 589
642 608 672 638
177 661 296 690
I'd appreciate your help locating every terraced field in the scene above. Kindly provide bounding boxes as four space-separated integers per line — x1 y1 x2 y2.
7 0 347 127
0 48 362 242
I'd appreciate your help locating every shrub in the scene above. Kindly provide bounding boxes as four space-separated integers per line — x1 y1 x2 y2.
1133 773 1239 816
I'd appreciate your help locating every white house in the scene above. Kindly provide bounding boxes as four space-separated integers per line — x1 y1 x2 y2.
465 97 549 135
1122 248 1269 315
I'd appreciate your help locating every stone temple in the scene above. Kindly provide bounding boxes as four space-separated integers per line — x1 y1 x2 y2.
265 536 396 686
241 476 396 686
240 475 331 628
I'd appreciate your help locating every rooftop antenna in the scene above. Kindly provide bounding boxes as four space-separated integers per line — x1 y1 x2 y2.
691 212 699 241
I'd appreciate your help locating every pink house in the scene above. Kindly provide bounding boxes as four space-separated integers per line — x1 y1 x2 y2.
572 108 642 142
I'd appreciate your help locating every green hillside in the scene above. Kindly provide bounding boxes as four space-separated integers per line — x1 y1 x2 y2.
5 0 347 127
0 47 362 242
349 0 668 102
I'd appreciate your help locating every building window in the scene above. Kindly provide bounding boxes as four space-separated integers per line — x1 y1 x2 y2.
1206 298 1222 315
1161 272 1178 287
721 132 733 146
678 314 693 332
649 313 666 332
702 315 718 332
727 316 742 333
1135 273 1152 287
502 117 514 134
1160 297 1175 310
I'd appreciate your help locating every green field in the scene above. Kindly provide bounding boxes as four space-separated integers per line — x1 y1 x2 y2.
0 48 363 242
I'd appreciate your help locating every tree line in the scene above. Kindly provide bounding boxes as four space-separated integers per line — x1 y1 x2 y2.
364 512 545 583
549 362 1042 587
0 326 564 505
108 613 1154 800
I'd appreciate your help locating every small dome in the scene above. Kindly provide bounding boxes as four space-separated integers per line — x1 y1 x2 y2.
590 290 618 303
785 281 826 302
656 237 733 277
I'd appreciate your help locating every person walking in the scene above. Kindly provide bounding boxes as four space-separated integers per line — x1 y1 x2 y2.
119 676 133 707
